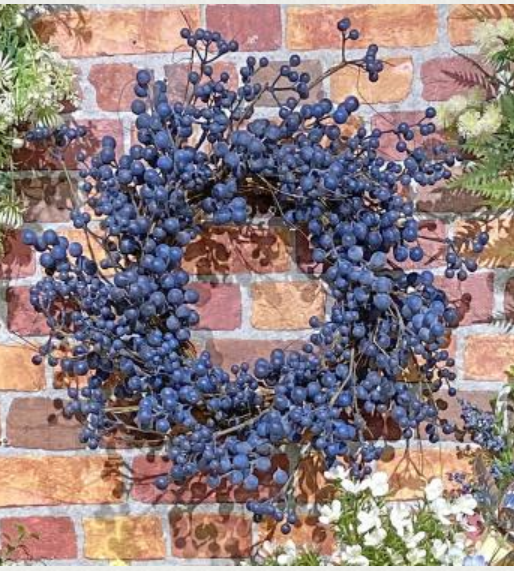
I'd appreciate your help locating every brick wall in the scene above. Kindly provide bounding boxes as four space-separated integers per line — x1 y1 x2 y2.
0 4 510 563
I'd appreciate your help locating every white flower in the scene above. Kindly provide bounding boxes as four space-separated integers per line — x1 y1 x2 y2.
276 540 297 566
339 545 370 566
319 499 342 525
364 526 387 547
425 478 444 502
458 109 483 138
341 478 369 495
324 463 349 481
407 547 427 565
430 497 453 525
357 505 381 534
451 494 478 518
405 531 426 549
389 502 412 537
431 538 448 561
11 137 24 150
368 471 389 497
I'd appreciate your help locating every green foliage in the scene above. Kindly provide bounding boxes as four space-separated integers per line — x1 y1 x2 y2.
0 5 76 245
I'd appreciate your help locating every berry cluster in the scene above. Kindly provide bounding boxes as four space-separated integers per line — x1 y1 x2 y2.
24 20 484 527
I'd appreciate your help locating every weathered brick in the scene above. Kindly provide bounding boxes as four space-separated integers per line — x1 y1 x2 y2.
372 111 443 160
60 228 106 265
0 456 123 507
132 455 287 505
421 55 487 101
448 5 514 47
435 390 496 439
16 177 74 223
6 287 48 337
191 283 242 331
83 516 165 560
435 272 494 326
164 60 239 103
206 5 281 51
251 281 325 330
35 7 200 57
331 57 413 104
6 398 82 450
287 5 437 50
170 511 252 558
402 219 447 270
259 515 335 555
296 232 323 276
505 278 514 320
206 339 302 370
455 217 514 268
89 63 140 112
378 448 472 500
0 517 77 560
0 231 35 279
184 226 293 275
464 335 514 381
15 120 124 170
253 60 324 106
416 176 484 214
0 345 45 392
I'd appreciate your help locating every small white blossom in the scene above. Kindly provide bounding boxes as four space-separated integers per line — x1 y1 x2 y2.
407 547 427 565
431 538 448 561
368 471 389 497
363 526 387 547
324 464 349 481
341 478 369 495
388 502 412 537
405 531 426 549
430 497 453 525
451 494 478 518
319 499 342 525
424 478 444 502
357 505 381 534
339 545 370 566
276 540 297 566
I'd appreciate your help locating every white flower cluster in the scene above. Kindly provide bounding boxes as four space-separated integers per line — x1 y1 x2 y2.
251 468 486 567
474 18 514 59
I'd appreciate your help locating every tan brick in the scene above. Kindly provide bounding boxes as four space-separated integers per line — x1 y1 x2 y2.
35 7 200 57
287 5 437 50
0 456 123 507
251 281 325 330
448 5 514 46
331 57 413 104
0 345 45 391
378 448 472 500
464 335 514 381
83 516 165 560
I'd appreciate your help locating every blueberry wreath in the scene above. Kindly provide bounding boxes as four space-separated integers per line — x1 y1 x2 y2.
22 18 488 530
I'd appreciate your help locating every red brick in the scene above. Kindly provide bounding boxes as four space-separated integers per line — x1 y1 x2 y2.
206 5 281 51
6 398 83 450
287 5 437 50
170 511 252 558
416 176 484 214
402 219 447 269
421 56 488 102
0 517 77 560
191 283 241 331
15 120 124 170
464 335 514 381
184 226 292 275
6 287 48 337
0 231 35 279
132 455 288 505
89 63 140 112
296 232 323 276
206 339 302 370
372 111 443 160
35 7 200 57
16 177 74 223
259 515 334 555
448 5 514 47
435 272 494 326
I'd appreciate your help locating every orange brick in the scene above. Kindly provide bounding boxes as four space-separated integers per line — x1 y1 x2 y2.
83 516 165 560
60 228 106 266
331 57 413 104
0 345 45 391
455 217 514 268
170 511 252 558
35 7 200 57
89 63 140 112
464 335 514 382
378 448 472 500
183 226 293 275
0 456 123 507
448 5 514 46
287 5 437 50
251 281 326 330
0 231 35 279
